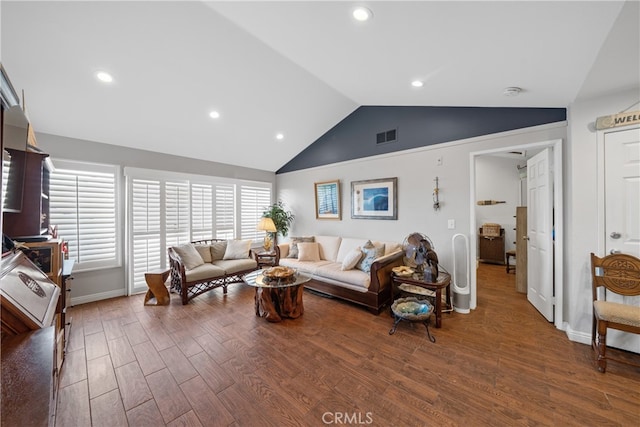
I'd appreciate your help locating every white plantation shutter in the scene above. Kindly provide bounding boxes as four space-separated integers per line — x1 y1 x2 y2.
125 167 271 295
240 184 271 241
131 179 161 291
49 161 119 270
191 183 213 241
215 184 235 239
165 181 190 249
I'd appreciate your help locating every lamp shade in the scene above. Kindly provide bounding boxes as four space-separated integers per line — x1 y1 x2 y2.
257 217 277 232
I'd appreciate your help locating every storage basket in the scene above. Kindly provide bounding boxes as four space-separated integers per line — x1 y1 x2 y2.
482 223 501 237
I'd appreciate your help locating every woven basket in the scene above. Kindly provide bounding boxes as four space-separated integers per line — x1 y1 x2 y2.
482 223 501 237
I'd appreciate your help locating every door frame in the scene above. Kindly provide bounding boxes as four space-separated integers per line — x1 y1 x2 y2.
596 124 640 255
469 138 564 330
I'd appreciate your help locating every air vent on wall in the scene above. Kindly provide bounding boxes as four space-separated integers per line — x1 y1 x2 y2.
376 128 397 145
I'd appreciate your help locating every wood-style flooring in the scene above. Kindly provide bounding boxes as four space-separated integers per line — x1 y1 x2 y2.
55 263 640 426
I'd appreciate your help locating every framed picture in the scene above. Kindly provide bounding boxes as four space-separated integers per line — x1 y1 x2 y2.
314 180 341 220
351 177 398 220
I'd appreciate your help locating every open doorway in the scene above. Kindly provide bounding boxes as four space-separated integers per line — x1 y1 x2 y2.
469 139 564 330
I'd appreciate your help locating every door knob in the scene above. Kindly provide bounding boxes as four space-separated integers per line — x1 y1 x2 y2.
610 232 621 239
610 249 621 254
522 236 529 241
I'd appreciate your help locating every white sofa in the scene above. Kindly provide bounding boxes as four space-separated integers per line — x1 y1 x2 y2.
277 235 404 314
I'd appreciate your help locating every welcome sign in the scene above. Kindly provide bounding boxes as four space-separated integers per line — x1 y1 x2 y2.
595 110 640 130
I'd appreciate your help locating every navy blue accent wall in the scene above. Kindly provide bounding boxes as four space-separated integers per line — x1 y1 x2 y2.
277 106 566 174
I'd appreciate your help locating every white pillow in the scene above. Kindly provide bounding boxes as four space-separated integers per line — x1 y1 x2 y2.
173 244 205 270
223 239 252 260
297 242 320 262
194 244 213 263
341 247 363 270
210 241 227 260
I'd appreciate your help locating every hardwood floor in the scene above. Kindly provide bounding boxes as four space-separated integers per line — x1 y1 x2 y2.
56 264 640 426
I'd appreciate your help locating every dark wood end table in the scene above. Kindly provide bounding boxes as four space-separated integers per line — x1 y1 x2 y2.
255 251 278 268
391 271 451 328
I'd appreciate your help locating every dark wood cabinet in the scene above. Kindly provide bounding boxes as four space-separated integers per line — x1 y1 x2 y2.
3 150 51 238
478 227 505 264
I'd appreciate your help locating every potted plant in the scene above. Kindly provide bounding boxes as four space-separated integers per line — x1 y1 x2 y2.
262 201 294 244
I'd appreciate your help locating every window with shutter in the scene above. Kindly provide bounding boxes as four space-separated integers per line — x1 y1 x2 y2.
215 184 235 239
191 183 213 241
49 160 119 271
131 179 161 291
240 184 271 242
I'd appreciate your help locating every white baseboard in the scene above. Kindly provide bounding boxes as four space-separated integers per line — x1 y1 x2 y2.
70 289 127 306
564 322 591 345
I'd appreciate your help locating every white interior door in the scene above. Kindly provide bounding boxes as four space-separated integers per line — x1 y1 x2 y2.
605 127 640 258
527 148 554 321
603 126 640 353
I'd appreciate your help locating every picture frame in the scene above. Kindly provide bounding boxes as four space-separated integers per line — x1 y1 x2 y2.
314 180 341 220
351 177 398 220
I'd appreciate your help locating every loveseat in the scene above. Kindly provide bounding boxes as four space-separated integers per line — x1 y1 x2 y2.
278 235 404 314
168 239 258 304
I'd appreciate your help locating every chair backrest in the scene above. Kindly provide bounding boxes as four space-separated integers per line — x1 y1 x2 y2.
590 253 640 301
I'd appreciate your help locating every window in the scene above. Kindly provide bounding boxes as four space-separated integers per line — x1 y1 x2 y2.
49 160 119 271
124 167 272 294
240 184 271 242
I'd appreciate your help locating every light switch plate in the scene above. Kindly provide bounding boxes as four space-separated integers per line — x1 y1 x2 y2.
448 219 455 229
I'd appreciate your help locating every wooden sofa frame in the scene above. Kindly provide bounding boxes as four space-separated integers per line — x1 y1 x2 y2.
168 239 258 305
304 252 404 314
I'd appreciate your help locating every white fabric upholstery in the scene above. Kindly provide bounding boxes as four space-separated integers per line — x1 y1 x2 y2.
298 242 321 261
213 259 258 274
378 241 402 256
314 235 342 261
194 244 213 263
336 238 369 263
185 264 225 281
223 239 252 260
173 244 205 270
341 247 363 270
315 263 370 290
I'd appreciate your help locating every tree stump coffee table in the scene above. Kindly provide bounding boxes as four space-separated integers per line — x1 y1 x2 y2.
243 269 311 322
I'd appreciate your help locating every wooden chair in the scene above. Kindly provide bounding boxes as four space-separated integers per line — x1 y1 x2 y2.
590 252 640 372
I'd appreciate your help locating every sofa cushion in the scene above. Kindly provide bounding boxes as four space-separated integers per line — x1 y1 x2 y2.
377 241 402 256
341 247 363 270
213 259 258 275
336 238 370 263
185 263 226 282
315 263 371 290
287 236 314 258
314 235 342 261
210 241 227 260
173 244 205 270
298 242 321 262
223 239 252 260
357 241 385 273
279 258 332 275
194 244 213 263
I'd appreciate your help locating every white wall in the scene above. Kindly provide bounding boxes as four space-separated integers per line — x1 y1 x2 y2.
276 123 566 289
564 89 639 344
36 132 276 304
475 155 523 253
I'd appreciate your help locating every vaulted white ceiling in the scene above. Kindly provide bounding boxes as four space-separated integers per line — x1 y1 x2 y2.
1 1 638 172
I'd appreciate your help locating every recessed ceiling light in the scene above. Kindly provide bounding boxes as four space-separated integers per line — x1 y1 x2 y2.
276 133 284 140
352 7 372 22
96 71 113 83
503 87 522 97
411 80 424 88
209 111 220 119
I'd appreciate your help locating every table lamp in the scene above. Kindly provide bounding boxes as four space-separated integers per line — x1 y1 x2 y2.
257 217 277 251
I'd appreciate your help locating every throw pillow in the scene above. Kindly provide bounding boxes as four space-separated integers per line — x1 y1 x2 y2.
223 239 252 260
209 241 227 260
287 236 315 258
356 241 385 273
194 244 213 263
173 244 205 270
297 242 320 262
341 247 363 270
